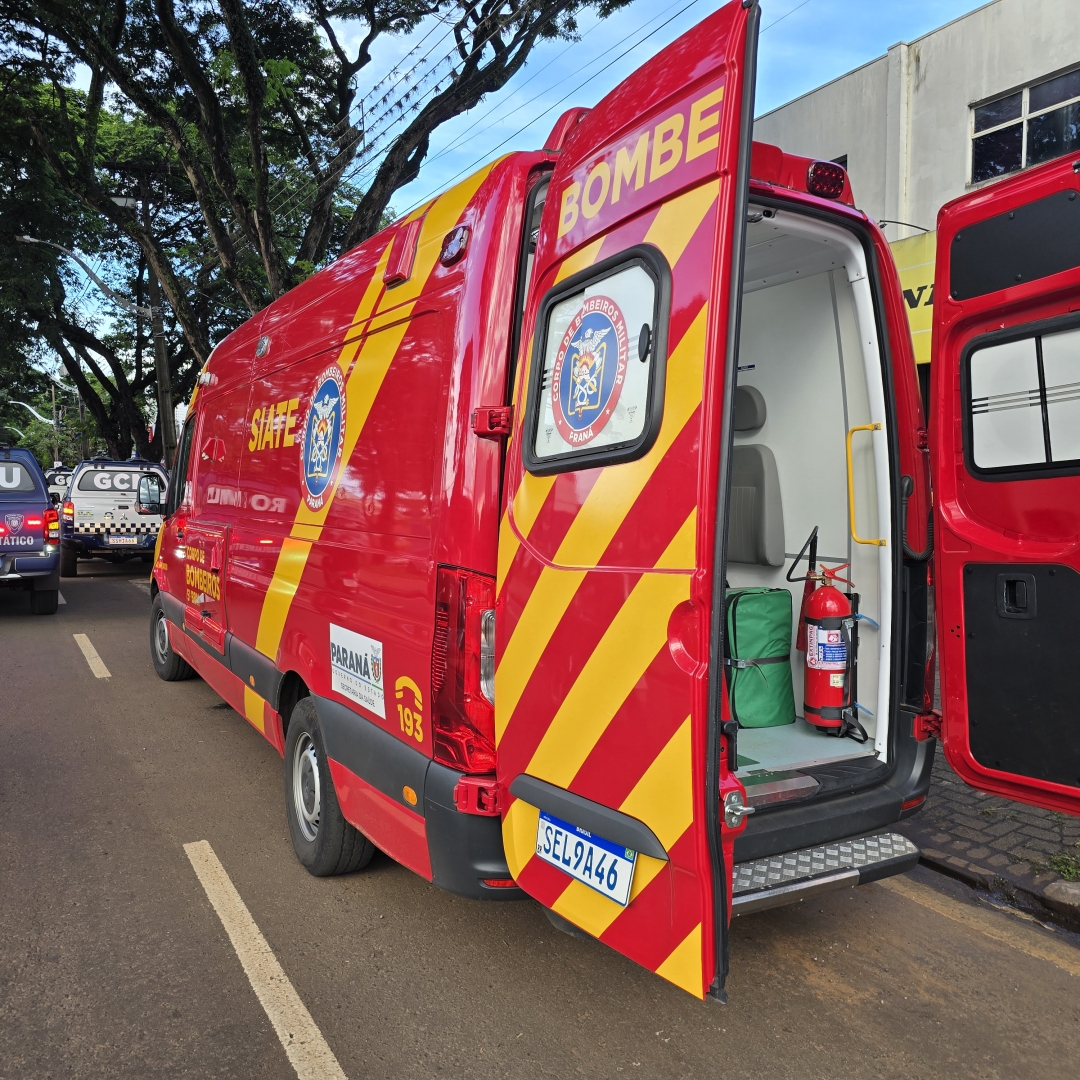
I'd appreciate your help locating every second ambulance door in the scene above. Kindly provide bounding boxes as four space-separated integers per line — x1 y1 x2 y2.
931 154 1080 815
495 0 758 998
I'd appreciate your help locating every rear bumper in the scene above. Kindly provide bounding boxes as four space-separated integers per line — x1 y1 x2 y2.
63 534 157 554
313 693 522 901
0 548 60 582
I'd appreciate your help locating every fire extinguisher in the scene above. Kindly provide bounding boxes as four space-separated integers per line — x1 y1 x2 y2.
788 528 869 742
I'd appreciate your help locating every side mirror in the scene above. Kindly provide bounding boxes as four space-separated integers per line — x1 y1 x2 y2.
137 473 166 516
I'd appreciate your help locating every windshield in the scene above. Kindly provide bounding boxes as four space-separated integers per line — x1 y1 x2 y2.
0 460 43 500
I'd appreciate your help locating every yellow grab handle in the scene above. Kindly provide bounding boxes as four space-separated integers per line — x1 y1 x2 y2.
846 424 886 547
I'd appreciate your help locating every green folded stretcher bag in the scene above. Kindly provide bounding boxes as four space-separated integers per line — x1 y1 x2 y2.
725 587 796 728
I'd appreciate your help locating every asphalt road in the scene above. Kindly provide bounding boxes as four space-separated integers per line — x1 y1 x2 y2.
2 565 1078 1080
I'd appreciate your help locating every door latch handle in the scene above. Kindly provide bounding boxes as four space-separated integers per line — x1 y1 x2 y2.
723 790 755 829
996 572 1037 620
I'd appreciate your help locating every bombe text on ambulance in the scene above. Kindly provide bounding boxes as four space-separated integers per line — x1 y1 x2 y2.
557 84 725 238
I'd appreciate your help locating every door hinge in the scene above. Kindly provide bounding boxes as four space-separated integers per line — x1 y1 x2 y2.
917 428 929 450
453 775 503 815
471 405 514 439
913 709 942 742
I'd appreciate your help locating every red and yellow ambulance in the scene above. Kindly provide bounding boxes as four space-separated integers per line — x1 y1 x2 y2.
144 0 1080 1000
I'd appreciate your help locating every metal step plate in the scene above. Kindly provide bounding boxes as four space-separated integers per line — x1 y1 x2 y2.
731 831 919 915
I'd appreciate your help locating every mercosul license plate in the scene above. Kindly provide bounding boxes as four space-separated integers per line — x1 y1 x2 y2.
535 810 637 906
106 535 138 545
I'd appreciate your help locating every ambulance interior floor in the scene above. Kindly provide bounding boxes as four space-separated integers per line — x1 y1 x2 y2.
735 716 878 777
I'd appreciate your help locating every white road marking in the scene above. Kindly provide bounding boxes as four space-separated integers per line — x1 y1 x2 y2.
73 633 111 678
878 875 1080 978
58 593 66 605
131 579 151 593
184 841 348 1080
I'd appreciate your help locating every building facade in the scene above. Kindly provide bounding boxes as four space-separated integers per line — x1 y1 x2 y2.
754 0 1080 366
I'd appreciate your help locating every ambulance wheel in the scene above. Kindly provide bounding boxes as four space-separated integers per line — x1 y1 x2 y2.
284 698 374 877
60 549 78 577
150 595 193 681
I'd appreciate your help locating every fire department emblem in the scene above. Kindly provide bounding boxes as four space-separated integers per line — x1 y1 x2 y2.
300 365 347 512
4 514 23 532
551 295 629 447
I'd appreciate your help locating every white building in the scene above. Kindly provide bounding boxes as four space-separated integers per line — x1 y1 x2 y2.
754 0 1080 365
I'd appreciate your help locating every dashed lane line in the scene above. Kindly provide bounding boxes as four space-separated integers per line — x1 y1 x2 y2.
58 592 66 605
184 841 348 1080
130 579 151 593
878 874 1080 978
72 633 111 678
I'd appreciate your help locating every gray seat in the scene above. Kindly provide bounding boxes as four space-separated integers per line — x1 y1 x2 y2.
728 386 784 567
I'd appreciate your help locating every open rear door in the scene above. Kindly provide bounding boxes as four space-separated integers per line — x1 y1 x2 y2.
495 0 758 998
931 154 1080 815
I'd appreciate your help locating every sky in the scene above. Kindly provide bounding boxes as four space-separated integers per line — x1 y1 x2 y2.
338 0 994 215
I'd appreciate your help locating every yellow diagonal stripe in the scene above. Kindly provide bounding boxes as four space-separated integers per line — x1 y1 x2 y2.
644 180 720 268
549 716 694 938
554 236 605 284
495 304 708 732
497 473 556 595
618 716 693 852
495 565 586 745
654 923 702 998
525 513 695 787
502 797 540 880
252 162 497 663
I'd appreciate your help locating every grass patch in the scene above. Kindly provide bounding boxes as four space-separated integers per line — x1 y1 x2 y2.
1049 852 1080 881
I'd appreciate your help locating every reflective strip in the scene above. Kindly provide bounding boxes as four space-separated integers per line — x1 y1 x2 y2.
495 305 707 734
244 686 266 735
643 179 719 266
524 515 695 784
654 922 702 996
251 163 498 664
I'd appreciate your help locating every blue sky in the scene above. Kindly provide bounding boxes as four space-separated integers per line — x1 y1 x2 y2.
338 0 992 215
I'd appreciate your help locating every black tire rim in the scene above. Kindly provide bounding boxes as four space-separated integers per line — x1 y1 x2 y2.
291 732 321 842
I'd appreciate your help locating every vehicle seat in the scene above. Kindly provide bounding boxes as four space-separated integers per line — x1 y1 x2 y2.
729 386 784 567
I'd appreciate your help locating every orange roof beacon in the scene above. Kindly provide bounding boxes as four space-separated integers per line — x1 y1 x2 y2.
145 0 1080 1001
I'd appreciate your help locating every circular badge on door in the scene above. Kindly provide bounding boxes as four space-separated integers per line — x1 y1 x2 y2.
551 295 629 448
300 365 346 512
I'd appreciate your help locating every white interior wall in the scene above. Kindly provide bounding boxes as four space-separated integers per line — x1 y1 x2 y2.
728 214 889 758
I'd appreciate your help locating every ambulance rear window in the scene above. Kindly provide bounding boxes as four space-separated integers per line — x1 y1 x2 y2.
523 246 670 475
0 461 40 496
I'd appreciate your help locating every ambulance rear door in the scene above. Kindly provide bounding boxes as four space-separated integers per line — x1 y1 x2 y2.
495 0 759 998
931 153 1080 815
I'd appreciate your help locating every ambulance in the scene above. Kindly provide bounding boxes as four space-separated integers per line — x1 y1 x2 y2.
143 0 1080 1001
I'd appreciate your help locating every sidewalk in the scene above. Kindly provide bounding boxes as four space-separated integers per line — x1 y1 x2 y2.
896 748 1080 929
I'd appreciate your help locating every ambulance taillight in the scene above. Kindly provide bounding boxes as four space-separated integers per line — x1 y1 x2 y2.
431 566 497 774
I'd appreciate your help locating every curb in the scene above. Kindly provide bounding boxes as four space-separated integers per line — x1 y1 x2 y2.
916 848 1080 934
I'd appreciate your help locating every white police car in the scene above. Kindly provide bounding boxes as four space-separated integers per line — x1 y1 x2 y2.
60 458 168 576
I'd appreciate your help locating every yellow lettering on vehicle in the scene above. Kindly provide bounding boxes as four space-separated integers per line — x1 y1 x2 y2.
395 676 424 744
686 86 724 161
185 561 221 601
557 84 724 235
650 113 684 181
612 133 648 204
247 398 302 452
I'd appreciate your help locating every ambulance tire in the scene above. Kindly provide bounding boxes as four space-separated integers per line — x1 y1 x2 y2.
150 596 194 681
284 698 374 877
60 548 78 577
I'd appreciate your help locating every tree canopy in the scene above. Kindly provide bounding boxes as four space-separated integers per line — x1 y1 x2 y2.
0 0 630 463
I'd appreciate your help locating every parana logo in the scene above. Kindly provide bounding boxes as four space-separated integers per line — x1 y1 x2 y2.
299 365 346 512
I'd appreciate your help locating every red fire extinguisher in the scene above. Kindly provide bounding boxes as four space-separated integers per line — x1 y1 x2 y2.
802 563 854 733
788 528 868 742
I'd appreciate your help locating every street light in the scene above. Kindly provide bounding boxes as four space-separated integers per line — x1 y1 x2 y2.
15 228 177 465
1 424 25 439
11 401 53 425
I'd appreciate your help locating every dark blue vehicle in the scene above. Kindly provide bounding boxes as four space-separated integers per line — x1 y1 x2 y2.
0 445 60 614
60 458 167 577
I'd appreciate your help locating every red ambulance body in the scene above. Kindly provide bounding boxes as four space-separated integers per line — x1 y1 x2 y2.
146 0 1079 1001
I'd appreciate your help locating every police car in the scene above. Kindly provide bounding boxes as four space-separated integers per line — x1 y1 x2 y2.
44 465 72 505
0 445 61 613
60 458 167 577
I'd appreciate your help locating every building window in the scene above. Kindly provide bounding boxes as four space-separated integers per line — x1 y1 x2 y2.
972 69 1080 184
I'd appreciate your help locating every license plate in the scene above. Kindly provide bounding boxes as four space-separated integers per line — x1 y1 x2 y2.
535 810 637 906
106 534 138 546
